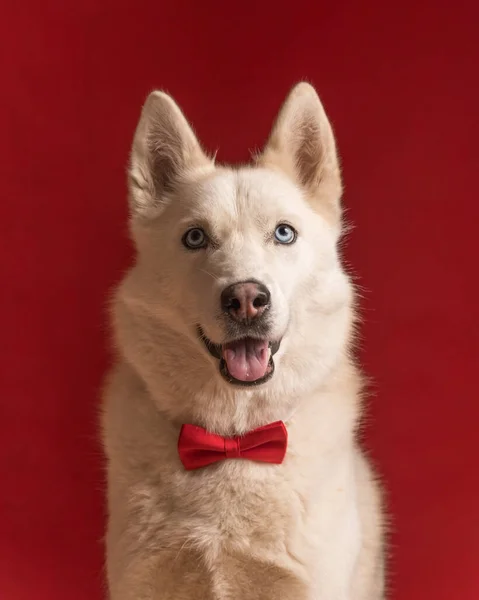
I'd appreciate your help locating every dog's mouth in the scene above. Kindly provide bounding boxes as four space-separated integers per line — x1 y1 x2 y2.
197 327 281 387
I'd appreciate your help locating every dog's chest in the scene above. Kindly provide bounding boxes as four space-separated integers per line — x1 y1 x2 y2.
169 462 316 563
166 450 361 583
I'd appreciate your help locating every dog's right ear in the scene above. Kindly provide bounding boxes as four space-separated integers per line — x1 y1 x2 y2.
128 91 213 218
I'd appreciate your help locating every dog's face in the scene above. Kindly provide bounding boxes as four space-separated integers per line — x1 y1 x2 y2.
121 83 352 406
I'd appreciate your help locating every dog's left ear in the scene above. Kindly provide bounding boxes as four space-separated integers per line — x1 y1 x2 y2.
258 82 342 223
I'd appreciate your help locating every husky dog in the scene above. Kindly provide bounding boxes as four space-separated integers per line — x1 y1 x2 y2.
101 82 385 599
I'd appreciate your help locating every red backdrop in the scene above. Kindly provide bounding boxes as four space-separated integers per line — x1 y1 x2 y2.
1 1 478 598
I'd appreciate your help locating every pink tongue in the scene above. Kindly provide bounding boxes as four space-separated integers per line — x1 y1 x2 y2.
222 338 270 382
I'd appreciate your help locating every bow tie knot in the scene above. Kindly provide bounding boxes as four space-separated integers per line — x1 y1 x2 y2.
224 436 242 459
178 421 288 471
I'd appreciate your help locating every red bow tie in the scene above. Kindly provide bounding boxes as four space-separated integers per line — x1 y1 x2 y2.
178 421 288 471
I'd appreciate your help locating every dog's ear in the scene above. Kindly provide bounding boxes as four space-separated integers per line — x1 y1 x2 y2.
128 91 213 218
258 82 342 222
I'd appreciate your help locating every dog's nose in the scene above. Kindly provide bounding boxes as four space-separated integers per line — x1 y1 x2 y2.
221 281 271 322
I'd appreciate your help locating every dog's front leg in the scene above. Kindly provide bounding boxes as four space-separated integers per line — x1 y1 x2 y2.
213 552 312 600
107 549 217 600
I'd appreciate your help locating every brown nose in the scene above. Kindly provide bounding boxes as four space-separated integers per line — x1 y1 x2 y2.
221 281 271 322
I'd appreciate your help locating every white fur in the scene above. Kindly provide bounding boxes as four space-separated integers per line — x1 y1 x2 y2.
102 83 385 599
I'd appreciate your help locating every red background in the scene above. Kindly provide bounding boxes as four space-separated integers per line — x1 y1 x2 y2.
1 1 478 598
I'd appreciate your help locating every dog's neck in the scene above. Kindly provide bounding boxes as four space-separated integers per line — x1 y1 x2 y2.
124 353 360 439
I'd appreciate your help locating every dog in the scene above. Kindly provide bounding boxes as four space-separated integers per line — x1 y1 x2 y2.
101 82 386 599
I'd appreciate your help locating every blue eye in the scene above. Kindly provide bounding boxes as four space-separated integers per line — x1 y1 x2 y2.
183 228 208 250
274 224 296 245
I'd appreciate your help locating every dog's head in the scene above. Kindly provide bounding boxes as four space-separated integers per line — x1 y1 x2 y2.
118 83 354 419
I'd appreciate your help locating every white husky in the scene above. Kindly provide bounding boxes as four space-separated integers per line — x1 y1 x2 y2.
102 82 385 599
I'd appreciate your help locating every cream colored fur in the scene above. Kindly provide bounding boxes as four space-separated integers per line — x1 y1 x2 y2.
101 82 386 599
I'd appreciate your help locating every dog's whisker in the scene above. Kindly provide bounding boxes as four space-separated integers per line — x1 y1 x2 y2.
199 268 220 281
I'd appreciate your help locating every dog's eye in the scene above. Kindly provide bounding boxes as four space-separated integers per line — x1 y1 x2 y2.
183 228 208 250
274 224 296 245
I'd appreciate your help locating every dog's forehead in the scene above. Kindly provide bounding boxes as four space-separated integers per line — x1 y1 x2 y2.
187 167 307 224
